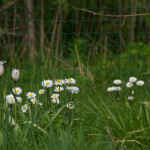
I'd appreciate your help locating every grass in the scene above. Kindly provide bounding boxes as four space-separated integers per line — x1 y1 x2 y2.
1 64 150 150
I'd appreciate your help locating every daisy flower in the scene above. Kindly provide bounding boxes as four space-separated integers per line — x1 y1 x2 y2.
65 78 76 85
128 96 134 100
54 87 64 92
52 98 60 104
12 87 22 95
66 102 75 109
21 104 28 113
41 80 53 88
131 91 134 94
51 94 59 99
16 97 22 103
54 79 65 86
66 86 79 94
136 80 144 86
6 94 15 104
26 92 36 99
113 80 122 85
39 89 45 94
30 98 37 104
114 87 121 91
126 82 133 88
107 87 115 92
129 77 137 82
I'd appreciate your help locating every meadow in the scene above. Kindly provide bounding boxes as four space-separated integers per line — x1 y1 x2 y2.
0 59 150 150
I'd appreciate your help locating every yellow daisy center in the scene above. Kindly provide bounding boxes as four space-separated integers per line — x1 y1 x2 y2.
132 79 134 81
29 94 33 97
68 79 72 82
46 81 49 85
110 88 112 91
23 107 26 110
16 89 19 93
69 104 73 107
32 100 36 103
129 84 131 86
57 88 60 90
40 90 43 93
10 99 13 102
53 95 56 98
57 80 61 83
139 82 141 85
116 81 119 83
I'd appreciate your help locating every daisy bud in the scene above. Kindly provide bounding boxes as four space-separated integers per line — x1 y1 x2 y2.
12 69 19 83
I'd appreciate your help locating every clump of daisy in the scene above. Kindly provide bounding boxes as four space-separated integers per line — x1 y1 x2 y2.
21 104 28 113
66 102 75 109
136 80 144 86
26 92 36 99
129 77 137 82
54 87 64 92
54 79 65 86
113 80 122 85
12 87 22 95
128 96 134 100
66 86 79 94
39 89 45 94
65 78 76 85
6 94 15 104
52 98 60 104
107 87 115 92
41 80 53 88
16 97 22 103
126 82 133 88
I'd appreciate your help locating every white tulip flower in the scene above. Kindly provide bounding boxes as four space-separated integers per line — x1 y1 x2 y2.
0 61 6 78
12 69 19 82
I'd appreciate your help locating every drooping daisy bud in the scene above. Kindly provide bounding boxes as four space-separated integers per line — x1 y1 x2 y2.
12 69 19 83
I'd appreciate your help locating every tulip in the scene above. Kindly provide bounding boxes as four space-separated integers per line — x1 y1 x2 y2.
12 69 19 83
0 65 4 78
0 61 6 78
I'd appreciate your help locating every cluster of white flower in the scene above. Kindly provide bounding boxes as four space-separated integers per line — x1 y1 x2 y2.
40 78 79 109
51 94 60 104
6 94 15 104
107 77 145 101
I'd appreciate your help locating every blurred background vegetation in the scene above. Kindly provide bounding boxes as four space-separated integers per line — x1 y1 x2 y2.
0 0 150 73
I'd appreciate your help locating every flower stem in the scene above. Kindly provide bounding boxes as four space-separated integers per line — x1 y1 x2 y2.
46 89 50 110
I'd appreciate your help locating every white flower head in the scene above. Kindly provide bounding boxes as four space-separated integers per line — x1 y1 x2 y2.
38 103 42 106
6 94 15 104
131 90 134 94
54 87 64 92
21 104 28 113
66 86 79 94
126 82 133 88
16 97 22 103
66 102 75 109
39 89 45 94
26 92 36 99
52 98 60 104
65 78 76 85
12 87 22 95
128 96 134 100
51 94 59 99
12 68 19 82
129 77 137 82
114 87 121 91
41 80 53 88
30 98 38 104
54 79 65 86
136 80 144 86
113 80 122 85
107 87 115 92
